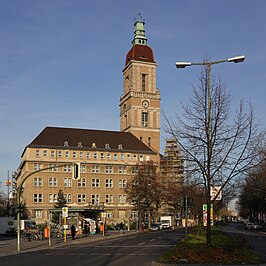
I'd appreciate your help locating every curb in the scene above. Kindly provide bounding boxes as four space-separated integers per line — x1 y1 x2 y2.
0 230 138 257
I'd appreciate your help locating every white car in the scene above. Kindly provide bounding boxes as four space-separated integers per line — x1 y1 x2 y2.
245 222 254 230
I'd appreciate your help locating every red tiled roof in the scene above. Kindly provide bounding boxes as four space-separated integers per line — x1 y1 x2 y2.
28 126 155 153
125 44 155 66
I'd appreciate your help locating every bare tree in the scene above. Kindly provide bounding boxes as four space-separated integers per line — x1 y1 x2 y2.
164 65 265 245
125 161 164 229
238 152 266 221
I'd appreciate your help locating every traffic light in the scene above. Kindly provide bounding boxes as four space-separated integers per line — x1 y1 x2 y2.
189 198 195 206
72 163 80 180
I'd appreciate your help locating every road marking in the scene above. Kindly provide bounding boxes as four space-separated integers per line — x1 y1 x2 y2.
149 239 155 242
102 253 112 255
127 254 136 255
93 244 174 248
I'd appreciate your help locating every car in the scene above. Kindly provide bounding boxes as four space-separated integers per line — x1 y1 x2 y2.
245 222 254 230
245 222 263 230
150 224 160 231
253 224 262 230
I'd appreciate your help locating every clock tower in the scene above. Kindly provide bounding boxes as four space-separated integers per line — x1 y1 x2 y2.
120 15 161 153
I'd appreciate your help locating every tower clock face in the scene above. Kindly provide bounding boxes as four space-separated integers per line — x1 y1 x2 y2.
142 100 149 108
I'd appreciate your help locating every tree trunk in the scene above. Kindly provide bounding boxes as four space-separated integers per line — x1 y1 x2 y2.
206 196 211 246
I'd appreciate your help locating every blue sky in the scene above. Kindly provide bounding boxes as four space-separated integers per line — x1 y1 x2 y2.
0 0 265 193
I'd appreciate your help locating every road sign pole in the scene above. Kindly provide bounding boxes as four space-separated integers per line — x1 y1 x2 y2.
64 216 67 243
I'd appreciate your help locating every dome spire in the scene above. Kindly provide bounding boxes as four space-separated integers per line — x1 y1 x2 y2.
132 13 147 46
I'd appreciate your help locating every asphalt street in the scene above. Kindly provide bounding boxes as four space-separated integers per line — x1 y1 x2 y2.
1 225 266 266
0 229 185 266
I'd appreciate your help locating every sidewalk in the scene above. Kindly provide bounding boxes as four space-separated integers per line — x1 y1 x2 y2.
0 229 137 258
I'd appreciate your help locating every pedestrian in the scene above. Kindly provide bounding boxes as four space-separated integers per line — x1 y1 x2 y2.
70 224 76 240
140 222 144 233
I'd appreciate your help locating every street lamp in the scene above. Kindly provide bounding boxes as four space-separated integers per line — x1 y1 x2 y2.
175 55 245 244
175 55 245 68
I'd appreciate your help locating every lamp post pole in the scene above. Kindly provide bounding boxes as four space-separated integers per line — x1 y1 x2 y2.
175 55 245 244
16 163 74 252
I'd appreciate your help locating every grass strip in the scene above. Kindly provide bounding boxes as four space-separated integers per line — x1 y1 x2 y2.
157 226 265 264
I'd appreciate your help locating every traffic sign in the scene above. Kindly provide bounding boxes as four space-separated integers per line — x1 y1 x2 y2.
62 207 68 217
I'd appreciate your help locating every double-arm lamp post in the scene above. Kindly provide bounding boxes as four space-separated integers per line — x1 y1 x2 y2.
175 55 245 243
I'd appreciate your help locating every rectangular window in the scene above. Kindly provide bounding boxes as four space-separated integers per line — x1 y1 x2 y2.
48 193 58 203
127 154 131 160
139 154 143 161
114 154 118 161
64 165 71 172
93 153 98 159
105 179 113 188
36 150 40 157
105 195 114 204
107 212 113 218
81 165 86 173
66 151 69 158
131 211 137 218
80 152 84 159
51 150 55 157
91 165 100 173
105 166 113 174
33 193 43 203
49 177 58 187
77 194 86 203
49 164 58 172
64 193 72 203
142 112 148 127
107 153 111 160
34 177 43 187
120 154 124 160
131 167 136 174
133 154 137 161
141 73 146 91
119 195 126 204
78 178 86 187
91 194 100 205
73 151 77 158
91 178 100 188
33 163 42 171
119 179 126 188
43 150 48 157
100 153 104 159
64 177 72 187
58 150 62 157
118 166 126 174
35 210 42 218
86 152 90 159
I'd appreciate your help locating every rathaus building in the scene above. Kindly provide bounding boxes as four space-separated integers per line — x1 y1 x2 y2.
16 15 164 226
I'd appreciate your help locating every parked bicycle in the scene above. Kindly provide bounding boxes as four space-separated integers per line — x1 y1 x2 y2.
21 231 44 242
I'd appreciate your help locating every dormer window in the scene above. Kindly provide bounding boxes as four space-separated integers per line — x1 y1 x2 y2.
105 143 110 149
92 143 97 148
64 141 69 147
118 144 123 150
78 142 83 148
